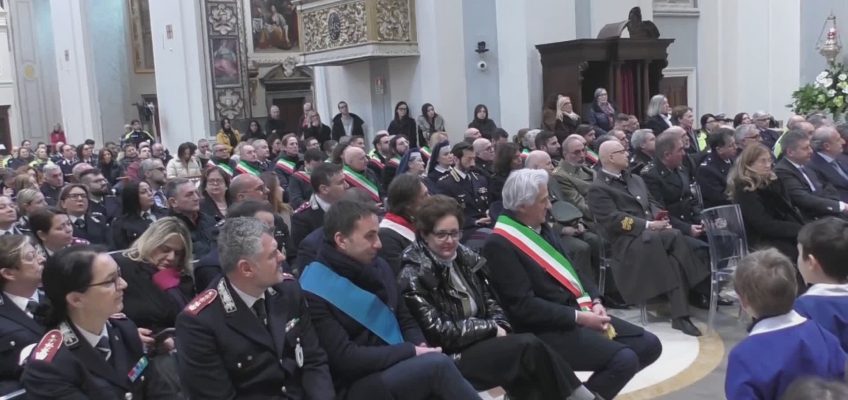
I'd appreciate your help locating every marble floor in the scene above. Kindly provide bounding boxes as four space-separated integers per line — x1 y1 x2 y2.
479 304 748 399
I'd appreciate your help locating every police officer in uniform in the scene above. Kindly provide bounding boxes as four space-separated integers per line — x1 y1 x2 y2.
695 128 736 208
587 141 709 337
23 245 155 400
290 163 347 261
436 142 491 240
176 218 334 399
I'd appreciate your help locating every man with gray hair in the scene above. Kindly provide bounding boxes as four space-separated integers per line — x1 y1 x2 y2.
483 169 661 399
165 177 217 257
734 123 763 153
140 158 167 208
774 129 847 220
40 163 64 206
628 129 655 175
472 138 495 178
751 110 781 149
808 125 848 201
176 217 335 399
587 140 709 336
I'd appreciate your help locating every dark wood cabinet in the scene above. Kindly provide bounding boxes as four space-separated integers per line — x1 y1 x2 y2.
536 38 674 121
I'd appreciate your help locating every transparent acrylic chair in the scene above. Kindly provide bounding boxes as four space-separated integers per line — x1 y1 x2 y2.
700 204 749 333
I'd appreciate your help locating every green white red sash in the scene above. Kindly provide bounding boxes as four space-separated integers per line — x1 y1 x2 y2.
492 214 592 311
275 157 297 175
235 160 260 176
520 148 530 159
420 146 432 159
387 157 401 168
293 170 311 184
368 156 385 170
343 165 380 202
208 160 233 176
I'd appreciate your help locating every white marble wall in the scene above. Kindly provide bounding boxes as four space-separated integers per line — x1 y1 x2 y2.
0 5 21 142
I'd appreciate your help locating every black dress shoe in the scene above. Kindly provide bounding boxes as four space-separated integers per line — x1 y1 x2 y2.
672 317 703 337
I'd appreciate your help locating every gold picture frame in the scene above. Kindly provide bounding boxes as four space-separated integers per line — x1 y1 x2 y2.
129 0 155 73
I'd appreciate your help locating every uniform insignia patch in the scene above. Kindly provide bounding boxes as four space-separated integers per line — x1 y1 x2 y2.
184 289 218 316
621 216 634 231
294 202 311 213
33 330 62 363
217 280 237 313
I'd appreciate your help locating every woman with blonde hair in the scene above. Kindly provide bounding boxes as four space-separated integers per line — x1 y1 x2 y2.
728 144 805 259
112 217 194 396
15 188 47 232
553 95 581 142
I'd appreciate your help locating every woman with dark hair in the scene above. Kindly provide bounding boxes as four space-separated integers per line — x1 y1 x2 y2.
379 174 429 273
426 140 453 184
274 133 303 189
166 142 201 179
242 119 266 142
58 184 108 246
0 235 46 393
215 117 241 153
489 142 522 203
199 166 230 222
110 181 168 250
733 112 752 128
468 104 498 139
22 245 155 398
398 195 588 399
29 208 80 259
416 103 445 144
388 101 424 146
586 88 617 135
97 148 122 186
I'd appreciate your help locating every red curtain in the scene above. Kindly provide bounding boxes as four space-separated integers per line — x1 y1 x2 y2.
618 63 636 115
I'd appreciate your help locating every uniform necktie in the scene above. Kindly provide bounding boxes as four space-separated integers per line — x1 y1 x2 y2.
95 336 111 361
25 299 38 315
252 299 268 327
141 211 152 222
73 218 86 230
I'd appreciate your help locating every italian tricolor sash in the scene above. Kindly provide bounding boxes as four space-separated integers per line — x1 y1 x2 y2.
343 165 380 202
493 214 592 311
293 170 311 184
236 160 260 176
368 156 385 170
208 160 233 176
420 146 432 159
275 157 297 175
387 157 401 168
586 149 599 164
520 148 530 159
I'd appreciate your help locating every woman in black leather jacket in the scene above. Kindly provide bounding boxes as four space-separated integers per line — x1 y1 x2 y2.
399 195 599 400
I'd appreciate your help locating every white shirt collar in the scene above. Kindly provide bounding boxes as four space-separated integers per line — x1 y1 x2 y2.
435 165 449 173
72 322 108 349
749 310 807 336
786 158 807 170
230 282 264 310
315 195 332 212
801 282 848 297
602 168 622 178
818 152 836 164
454 168 467 180
69 215 84 224
3 291 37 316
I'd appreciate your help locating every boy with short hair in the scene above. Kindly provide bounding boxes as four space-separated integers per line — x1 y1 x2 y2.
795 217 848 351
726 248 846 400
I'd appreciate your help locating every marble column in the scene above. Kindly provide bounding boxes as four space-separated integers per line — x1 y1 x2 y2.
148 0 211 152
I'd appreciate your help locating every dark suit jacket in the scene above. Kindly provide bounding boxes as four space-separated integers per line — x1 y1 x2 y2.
114 254 194 334
290 205 325 261
695 153 733 209
109 207 169 250
71 213 110 247
807 152 848 202
0 292 44 392
643 115 671 135
305 244 425 396
774 157 842 219
176 276 334 399
641 159 701 232
732 179 805 252
22 317 152 400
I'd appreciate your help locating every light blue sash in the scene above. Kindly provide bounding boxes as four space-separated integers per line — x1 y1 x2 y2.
300 262 403 345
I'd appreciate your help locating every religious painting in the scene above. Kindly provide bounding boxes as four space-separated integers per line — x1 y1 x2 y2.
211 38 241 86
129 0 155 72
250 0 299 51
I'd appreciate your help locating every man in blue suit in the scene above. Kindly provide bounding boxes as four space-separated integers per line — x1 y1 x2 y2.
808 126 848 202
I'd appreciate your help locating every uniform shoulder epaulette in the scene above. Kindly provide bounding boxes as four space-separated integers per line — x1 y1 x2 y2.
184 289 218 316
448 169 462 182
294 202 311 213
32 329 63 363
109 313 127 320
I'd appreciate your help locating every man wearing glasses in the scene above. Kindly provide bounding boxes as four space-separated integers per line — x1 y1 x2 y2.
472 138 495 179
751 110 781 150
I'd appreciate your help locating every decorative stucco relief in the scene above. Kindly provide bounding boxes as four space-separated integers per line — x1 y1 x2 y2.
376 0 410 41
301 1 367 52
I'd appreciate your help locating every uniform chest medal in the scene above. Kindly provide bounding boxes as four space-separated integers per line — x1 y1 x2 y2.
128 356 149 382
295 338 304 368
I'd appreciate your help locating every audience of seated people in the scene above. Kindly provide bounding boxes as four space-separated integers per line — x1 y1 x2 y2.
3 104 848 398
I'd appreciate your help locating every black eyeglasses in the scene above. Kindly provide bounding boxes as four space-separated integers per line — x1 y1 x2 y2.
431 230 462 241
87 268 122 289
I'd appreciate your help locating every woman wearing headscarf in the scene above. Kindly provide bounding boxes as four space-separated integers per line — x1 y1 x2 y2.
467 104 498 139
